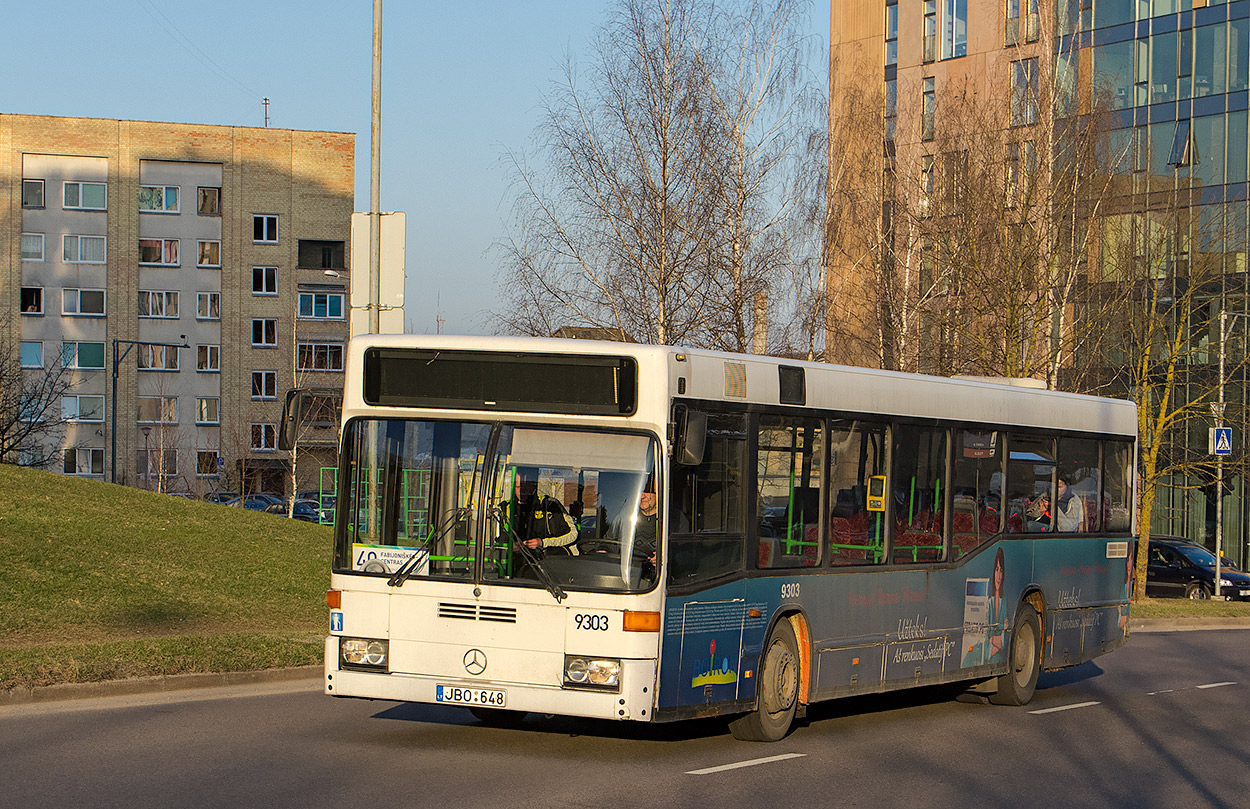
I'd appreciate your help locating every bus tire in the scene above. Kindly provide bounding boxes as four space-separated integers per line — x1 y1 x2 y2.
729 619 800 742
990 605 1041 706
469 707 527 726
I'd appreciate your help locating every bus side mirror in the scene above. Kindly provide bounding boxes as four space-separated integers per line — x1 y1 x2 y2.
278 388 312 451
675 407 707 466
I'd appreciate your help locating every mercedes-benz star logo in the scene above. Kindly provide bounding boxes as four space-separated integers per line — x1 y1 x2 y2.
463 648 487 676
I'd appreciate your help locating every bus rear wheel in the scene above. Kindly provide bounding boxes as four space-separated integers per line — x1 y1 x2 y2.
729 619 799 742
990 605 1041 706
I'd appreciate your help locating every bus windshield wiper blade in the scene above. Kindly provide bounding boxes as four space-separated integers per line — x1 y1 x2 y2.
494 505 566 603
387 507 470 588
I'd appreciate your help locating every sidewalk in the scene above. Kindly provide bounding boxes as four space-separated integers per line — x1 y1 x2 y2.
4 617 1248 708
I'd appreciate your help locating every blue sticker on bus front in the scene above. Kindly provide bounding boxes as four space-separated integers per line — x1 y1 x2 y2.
330 611 343 632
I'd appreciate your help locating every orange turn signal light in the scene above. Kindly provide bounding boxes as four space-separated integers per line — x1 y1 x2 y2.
326 589 342 609
623 610 660 632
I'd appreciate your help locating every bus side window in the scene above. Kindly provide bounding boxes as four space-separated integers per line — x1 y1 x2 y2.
951 430 1003 558
828 420 887 566
891 425 947 563
668 413 746 585
1102 440 1133 532
1007 435 1055 533
756 416 824 569
1057 437 1100 532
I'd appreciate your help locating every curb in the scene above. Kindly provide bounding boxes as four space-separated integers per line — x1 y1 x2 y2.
0 665 322 707
1130 617 1250 632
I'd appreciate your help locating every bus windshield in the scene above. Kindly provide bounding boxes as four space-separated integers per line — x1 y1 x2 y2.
335 419 659 593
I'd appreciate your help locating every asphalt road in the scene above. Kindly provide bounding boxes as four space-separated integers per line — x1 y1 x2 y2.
2 629 1247 809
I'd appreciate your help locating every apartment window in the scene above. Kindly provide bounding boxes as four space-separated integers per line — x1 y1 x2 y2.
297 342 345 372
1011 58 1039 127
885 4 898 66
138 238 180 266
197 450 221 477
63 181 107 211
62 341 106 370
197 187 221 216
21 233 44 262
20 287 42 315
63 235 107 264
137 345 179 372
196 292 221 321
885 78 898 142
253 266 278 295
923 1 937 62
139 185 179 213
253 214 279 244
196 397 220 425
1007 140 1037 207
139 449 178 479
922 77 936 141
62 288 106 317
64 448 105 476
252 370 277 400
63 395 105 423
252 319 277 347
1007 0 1039 45
197 344 221 372
941 0 967 60
297 240 346 269
197 240 221 268
920 154 936 216
298 292 345 320
251 423 278 451
20 342 42 368
138 290 180 319
22 179 45 208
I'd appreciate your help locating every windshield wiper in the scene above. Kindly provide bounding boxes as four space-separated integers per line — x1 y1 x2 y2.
493 504 566 603
387 507 471 588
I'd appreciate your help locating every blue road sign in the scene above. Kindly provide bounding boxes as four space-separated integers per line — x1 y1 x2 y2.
1213 427 1233 456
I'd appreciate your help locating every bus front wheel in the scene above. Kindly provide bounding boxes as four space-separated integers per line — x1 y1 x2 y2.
729 619 799 742
989 605 1041 706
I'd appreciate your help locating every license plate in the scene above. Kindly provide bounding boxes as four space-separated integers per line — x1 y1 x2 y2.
436 685 507 707
1240 589 1250 597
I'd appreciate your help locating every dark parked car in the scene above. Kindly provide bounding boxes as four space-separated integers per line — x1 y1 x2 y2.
203 490 239 504
265 499 324 522
1145 536 1250 600
225 493 284 511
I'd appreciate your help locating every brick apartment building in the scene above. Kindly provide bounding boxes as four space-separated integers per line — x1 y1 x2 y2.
1 113 354 498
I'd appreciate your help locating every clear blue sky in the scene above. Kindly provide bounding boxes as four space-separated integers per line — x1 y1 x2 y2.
1 1 828 335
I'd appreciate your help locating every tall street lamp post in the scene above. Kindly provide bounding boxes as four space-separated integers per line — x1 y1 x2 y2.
110 337 188 485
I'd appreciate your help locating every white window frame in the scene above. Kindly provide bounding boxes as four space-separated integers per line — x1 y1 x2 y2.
63 395 106 423
138 238 180 266
196 292 221 321
138 290 181 319
64 447 105 476
297 342 345 372
137 345 179 372
140 448 178 480
63 288 107 317
197 344 221 373
251 318 277 348
20 341 43 368
197 449 221 478
137 396 179 424
297 292 345 320
63 234 107 264
21 232 44 262
139 185 180 213
197 187 221 216
252 266 278 296
63 181 108 211
197 240 221 268
21 287 43 315
252 370 277 400
253 214 279 244
196 397 220 425
22 178 45 208
62 341 106 370
251 423 278 451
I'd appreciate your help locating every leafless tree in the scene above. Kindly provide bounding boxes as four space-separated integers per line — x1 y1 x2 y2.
0 331 79 468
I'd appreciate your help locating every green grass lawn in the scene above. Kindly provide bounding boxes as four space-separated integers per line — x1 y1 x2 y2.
0 464 329 691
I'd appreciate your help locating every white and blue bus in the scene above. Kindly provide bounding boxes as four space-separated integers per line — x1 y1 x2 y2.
284 335 1136 741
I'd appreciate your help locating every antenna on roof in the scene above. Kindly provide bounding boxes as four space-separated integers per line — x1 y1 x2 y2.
262 97 270 127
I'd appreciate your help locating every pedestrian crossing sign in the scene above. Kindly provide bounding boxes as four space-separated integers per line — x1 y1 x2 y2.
1211 427 1233 456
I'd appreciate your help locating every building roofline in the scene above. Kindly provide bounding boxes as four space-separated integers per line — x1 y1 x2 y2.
0 111 354 138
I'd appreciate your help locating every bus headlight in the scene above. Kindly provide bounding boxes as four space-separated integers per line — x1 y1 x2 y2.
341 637 389 670
564 655 621 690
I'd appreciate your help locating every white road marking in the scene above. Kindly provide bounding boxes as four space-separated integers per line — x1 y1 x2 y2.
1147 689 1174 695
1196 681 1236 689
686 753 806 775
1029 701 1101 715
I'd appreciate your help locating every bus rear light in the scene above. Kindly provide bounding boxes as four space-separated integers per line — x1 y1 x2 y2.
326 589 342 609
623 610 660 632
